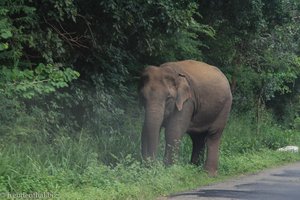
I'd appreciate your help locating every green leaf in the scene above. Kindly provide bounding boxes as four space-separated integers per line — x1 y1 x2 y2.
0 43 8 51
0 30 12 39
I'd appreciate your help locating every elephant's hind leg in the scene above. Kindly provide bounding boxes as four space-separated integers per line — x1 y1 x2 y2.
205 129 223 176
189 132 208 166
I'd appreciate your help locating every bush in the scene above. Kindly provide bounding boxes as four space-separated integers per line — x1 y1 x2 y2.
221 110 299 156
0 101 299 199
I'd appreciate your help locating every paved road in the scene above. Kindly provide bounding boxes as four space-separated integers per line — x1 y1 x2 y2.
168 162 300 200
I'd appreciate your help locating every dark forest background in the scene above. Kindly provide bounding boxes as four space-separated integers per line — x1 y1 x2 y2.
0 0 300 197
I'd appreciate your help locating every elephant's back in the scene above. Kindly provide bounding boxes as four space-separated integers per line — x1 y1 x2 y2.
176 60 227 82
162 60 231 93
162 60 232 122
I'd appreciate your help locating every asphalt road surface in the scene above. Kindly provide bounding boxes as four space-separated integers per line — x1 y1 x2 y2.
168 162 300 200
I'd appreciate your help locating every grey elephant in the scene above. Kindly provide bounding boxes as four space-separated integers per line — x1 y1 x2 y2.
139 60 232 176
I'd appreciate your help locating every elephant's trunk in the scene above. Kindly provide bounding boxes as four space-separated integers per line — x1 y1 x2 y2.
141 102 164 160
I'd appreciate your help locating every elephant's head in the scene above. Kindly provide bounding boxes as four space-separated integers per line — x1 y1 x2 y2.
139 66 191 160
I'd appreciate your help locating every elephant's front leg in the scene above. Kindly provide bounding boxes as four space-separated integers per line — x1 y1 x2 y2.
164 102 194 165
164 129 183 165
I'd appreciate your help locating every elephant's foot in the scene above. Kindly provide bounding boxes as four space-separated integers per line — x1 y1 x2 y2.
206 169 218 177
204 164 218 177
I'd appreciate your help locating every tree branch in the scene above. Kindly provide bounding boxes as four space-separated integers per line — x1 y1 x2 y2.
44 18 88 49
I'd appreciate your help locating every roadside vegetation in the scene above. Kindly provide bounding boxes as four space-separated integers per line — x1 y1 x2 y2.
0 110 299 200
0 0 300 199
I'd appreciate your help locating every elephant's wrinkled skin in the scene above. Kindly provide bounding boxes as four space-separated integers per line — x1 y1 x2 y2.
139 60 232 176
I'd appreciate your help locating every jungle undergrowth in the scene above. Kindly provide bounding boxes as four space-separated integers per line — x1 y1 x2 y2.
0 110 300 200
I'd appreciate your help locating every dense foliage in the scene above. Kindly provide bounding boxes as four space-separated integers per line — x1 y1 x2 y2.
200 0 300 122
0 0 300 199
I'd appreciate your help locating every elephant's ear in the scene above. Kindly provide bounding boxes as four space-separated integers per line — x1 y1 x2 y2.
176 75 191 111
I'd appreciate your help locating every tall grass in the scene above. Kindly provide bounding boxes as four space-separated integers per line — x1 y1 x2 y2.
0 108 299 199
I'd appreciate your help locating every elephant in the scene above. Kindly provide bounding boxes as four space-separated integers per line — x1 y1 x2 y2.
139 60 232 176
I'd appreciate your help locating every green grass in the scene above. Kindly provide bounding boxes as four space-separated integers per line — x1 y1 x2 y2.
1 150 298 200
56 150 299 200
0 111 300 200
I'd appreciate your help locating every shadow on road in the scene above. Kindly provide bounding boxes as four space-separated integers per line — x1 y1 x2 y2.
170 189 251 199
170 187 291 200
170 169 300 200
272 169 300 177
